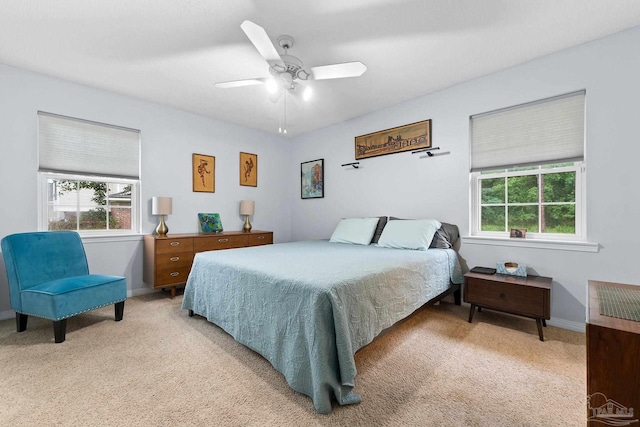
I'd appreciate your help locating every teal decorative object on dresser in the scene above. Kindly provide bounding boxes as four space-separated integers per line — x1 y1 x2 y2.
198 213 223 233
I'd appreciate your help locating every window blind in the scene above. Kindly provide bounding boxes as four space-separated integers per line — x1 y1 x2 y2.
470 91 585 172
38 112 140 179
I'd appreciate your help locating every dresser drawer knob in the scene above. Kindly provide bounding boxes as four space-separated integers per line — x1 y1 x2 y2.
218 238 229 243
500 293 506 299
170 272 180 277
170 257 180 262
257 236 264 239
170 242 180 247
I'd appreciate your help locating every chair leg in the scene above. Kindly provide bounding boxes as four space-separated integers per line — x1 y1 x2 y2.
115 301 125 321
53 319 67 343
16 313 28 332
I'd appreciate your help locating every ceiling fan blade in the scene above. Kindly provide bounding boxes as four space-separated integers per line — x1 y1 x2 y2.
310 61 367 80
240 20 285 69
214 78 266 89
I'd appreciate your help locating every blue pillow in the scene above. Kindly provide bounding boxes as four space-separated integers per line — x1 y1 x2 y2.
329 218 380 245
377 219 442 250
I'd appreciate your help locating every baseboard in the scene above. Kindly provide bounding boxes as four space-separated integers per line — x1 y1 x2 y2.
129 287 156 298
0 287 158 321
547 318 585 333
457 301 585 333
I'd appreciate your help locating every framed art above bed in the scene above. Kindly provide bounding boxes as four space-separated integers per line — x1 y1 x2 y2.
355 119 431 160
301 158 324 199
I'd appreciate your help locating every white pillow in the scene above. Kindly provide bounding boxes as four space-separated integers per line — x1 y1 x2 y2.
377 219 442 250
329 217 380 245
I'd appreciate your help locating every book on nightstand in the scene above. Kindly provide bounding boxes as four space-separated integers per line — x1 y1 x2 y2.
469 266 497 275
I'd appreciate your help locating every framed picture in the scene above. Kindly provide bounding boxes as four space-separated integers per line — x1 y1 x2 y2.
301 159 324 199
192 153 215 193
510 228 527 238
240 152 257 187
355 119 431 160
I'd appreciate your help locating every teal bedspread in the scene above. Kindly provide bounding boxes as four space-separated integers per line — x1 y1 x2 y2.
182 240 462 413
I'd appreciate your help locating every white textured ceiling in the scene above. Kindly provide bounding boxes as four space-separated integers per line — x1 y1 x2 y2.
2 1 640 137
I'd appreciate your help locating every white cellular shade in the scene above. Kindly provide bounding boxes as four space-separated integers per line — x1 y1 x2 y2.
38 112 140 179
470 91 585 171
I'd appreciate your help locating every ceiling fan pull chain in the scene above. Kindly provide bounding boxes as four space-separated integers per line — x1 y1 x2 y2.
278 92 283 133
283 90 288 134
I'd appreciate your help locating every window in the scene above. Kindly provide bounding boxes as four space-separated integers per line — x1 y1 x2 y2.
38 112 140 236
470 91 585 241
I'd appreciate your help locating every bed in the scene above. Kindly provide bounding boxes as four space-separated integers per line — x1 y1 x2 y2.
182 220 463 413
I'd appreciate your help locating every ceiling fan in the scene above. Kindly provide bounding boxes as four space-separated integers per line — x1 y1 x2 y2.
215 20 367 133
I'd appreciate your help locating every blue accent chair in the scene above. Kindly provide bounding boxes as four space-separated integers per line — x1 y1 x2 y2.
1 231 127 343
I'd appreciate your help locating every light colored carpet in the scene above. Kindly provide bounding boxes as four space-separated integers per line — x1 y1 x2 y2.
0 293 586 426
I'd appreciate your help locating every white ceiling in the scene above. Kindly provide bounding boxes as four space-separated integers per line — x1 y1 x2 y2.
2 1 640 138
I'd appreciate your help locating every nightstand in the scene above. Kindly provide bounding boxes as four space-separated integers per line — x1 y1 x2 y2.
463 271 552 341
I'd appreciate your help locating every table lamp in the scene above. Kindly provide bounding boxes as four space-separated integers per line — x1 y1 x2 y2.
240 200 255 232
152 196 172 237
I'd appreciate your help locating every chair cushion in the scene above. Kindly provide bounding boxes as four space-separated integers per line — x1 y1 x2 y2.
20 275 127 321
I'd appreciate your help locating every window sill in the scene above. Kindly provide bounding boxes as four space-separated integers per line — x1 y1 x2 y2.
81 234 144 244
462 236 599 253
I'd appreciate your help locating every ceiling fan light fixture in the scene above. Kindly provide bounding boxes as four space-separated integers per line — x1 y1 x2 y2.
303 86 312 101
265 78 278 94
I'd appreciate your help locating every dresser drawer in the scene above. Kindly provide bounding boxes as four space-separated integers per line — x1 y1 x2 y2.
466 279 547 318
156 265 191 286
156 238 194 255
194 234 248 252
248 233 273 246
156 251 194 269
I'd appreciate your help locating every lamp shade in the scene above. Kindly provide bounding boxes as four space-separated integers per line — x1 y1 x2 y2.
152 197 172 215
239 200 255 216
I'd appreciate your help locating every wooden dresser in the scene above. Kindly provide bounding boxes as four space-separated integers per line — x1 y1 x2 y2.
587 280 640 425
143 230 273 297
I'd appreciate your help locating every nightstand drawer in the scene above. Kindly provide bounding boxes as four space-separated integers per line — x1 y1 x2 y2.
156 266 191 286
466 279 547 318
248 233 272 246
156 238 194 255
156 251 194 269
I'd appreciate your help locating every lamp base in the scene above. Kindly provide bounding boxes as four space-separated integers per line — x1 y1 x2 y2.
156 215 169 237
243 215 252 233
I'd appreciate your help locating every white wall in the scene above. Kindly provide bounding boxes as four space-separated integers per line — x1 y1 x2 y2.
0 64 292 317
290 26 640 330
2 26 639 329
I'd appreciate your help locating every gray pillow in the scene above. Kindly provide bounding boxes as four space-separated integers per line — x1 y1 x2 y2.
370 216 388 244
388 217 458 248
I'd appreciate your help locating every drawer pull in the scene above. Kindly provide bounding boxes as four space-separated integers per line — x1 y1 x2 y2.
257 236 265 239
500 293 506 299
218 238 229 243
170 272 180 277
170 257 180 262
170 242 180 247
